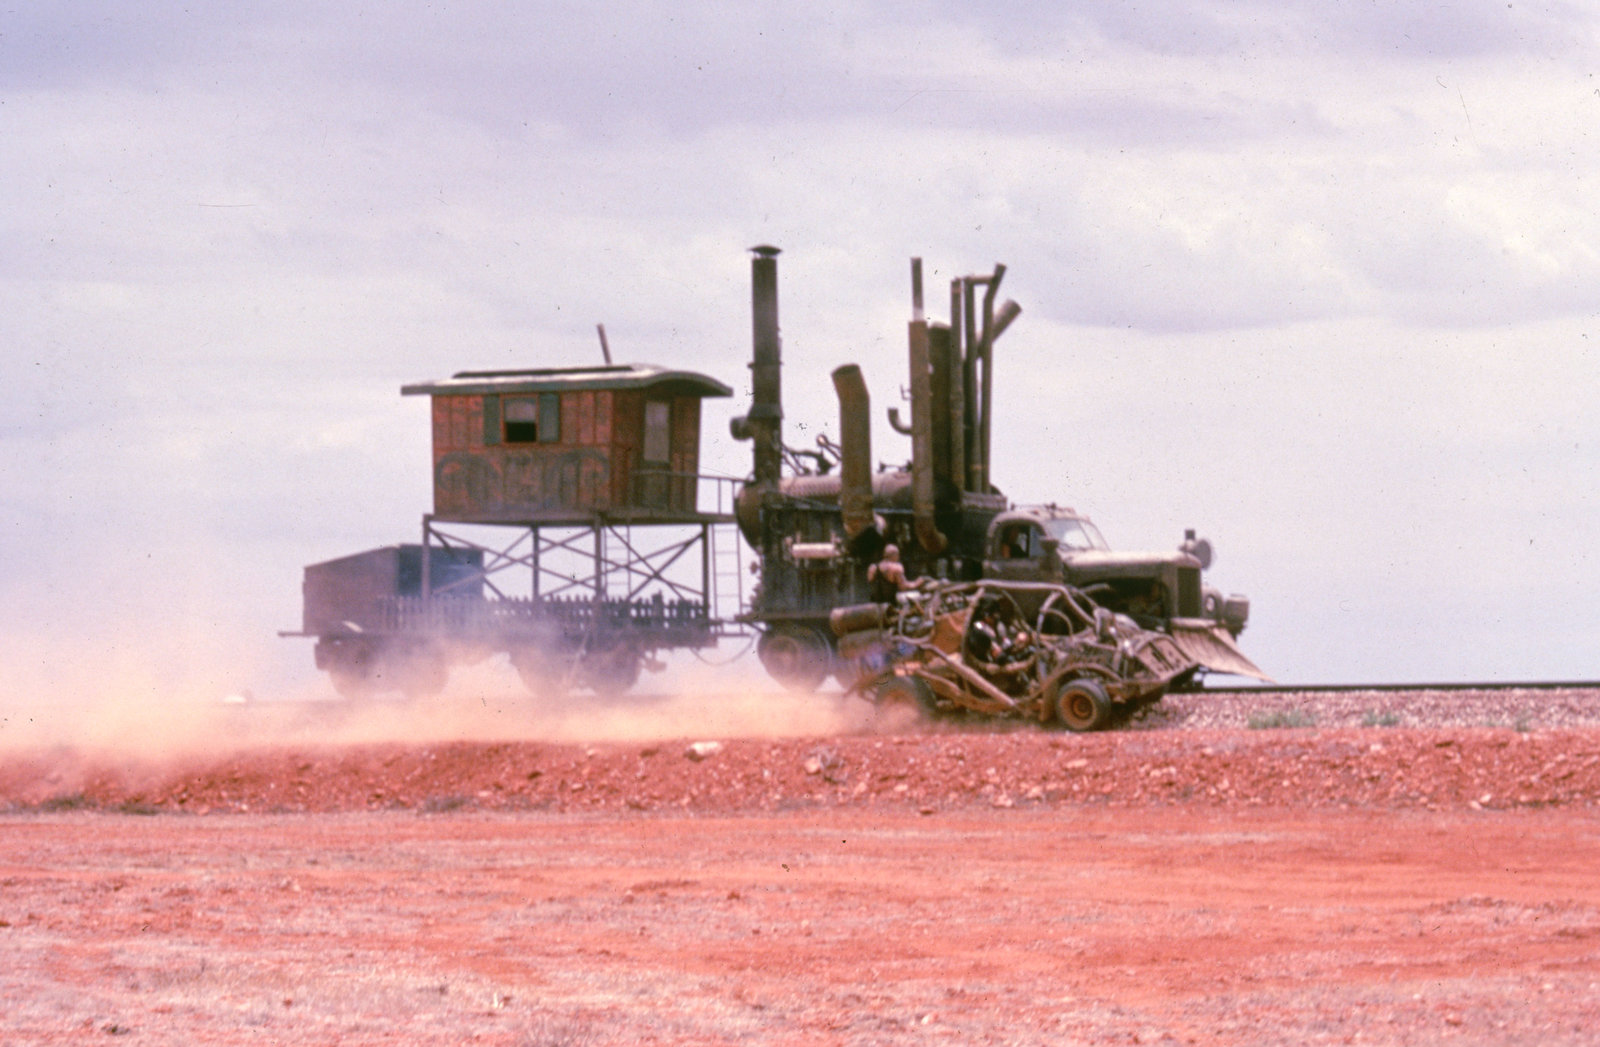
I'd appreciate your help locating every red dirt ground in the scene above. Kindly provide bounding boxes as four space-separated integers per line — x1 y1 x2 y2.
5 718 1600 1044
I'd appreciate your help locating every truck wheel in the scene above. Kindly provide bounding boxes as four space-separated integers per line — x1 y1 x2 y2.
328 667 376 700
382 645 449 700
873 676 936 731
511 647 568 699
1055 678 1113 732
405 658 449 699
579 644 642 698
757 626 832 692
318 638 379 699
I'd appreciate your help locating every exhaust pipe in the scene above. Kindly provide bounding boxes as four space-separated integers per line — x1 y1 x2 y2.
908 258 947 555
946 278 966 491
831 364 875 543
960 266 1021 494
731 245 784 487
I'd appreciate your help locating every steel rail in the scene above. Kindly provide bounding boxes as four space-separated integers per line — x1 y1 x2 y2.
1195 679 1600 695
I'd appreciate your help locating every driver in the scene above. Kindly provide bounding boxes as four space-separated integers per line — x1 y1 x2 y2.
867 544 908 604
966 595 1033 667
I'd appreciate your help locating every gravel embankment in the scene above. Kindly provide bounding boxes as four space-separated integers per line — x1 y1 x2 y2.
1137 686 1600 731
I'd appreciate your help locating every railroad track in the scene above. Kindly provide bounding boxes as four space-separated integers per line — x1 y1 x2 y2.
1195 680 1600 695
1146 679 1600 732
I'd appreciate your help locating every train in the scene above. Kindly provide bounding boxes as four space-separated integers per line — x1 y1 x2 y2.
285 246 1263 701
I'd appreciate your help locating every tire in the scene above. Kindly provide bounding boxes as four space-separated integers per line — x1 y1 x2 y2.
383 645 449 700
872 675 936 732
511 646 568 699
318 638 379 700
328 667 376 700
578 644 642 698
757 625 833 692
1055 677 1114 732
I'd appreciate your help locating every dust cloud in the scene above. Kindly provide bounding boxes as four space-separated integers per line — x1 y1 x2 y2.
0 631 869 767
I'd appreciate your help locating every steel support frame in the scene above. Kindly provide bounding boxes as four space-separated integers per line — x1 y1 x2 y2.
419 515 718 612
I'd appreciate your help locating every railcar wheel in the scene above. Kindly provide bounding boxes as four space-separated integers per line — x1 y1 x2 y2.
757 626 833 692
1055 678 1114 732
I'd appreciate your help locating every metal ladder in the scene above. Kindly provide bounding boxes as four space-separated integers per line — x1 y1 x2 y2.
708 522 747 626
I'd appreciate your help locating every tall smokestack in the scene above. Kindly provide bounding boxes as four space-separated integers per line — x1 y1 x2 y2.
947 278 966 492
734 245 784 486
908 258 947 555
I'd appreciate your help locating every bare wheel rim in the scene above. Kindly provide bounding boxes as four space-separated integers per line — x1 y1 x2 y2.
1056 678 1111 732
758 627 832 692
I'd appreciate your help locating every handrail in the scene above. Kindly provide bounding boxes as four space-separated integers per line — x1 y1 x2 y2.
628 468 746 516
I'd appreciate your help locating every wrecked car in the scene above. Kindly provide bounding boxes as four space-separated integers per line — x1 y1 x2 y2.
831 579 1198 731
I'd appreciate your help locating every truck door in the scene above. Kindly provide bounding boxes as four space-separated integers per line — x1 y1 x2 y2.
985 522 1049 581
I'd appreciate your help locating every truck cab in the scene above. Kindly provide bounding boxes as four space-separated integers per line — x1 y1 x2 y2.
982 504 1250 639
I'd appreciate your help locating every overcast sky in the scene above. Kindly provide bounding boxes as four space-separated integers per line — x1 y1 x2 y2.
3 1 1598 707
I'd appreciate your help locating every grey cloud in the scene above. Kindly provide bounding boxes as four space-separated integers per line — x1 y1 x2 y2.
5 1 1600 691
929 0 1591 60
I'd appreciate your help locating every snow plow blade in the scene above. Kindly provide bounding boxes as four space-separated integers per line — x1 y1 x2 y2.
1168 621 1271 682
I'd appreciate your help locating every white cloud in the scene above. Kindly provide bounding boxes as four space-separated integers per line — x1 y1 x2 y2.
3 1 1599 694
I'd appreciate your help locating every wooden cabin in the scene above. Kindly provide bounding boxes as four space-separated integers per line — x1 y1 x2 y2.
401 364 733 523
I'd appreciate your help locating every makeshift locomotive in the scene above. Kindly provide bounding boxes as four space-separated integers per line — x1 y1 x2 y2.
285 247 1265 727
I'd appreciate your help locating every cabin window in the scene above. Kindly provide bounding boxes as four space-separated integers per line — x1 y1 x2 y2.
998 524 1037 559
642 400 671 463
504 393 560 444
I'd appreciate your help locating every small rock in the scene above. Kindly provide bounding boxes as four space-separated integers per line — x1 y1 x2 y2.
685 741 724 761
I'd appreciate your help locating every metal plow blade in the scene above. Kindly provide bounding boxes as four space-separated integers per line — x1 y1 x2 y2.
1168 621 1272 682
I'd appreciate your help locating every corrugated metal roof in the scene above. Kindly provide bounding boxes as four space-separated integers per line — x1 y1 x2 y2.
401 363 732 398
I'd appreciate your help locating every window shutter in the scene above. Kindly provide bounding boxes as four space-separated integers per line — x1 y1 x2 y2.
482 395 501 445
539 392 560 443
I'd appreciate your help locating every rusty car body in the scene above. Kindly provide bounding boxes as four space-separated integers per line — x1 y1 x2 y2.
832 579 1198 731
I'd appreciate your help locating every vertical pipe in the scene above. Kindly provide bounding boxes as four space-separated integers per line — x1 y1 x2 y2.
947 279 966 492
531 526 541 599
962 279 982 492
977 264 1006 495
928 322 951 489
908 259 947 554
910 256 925 321
831 364 874 540
421 515 433 603
972 283 985 493
700 524 710 616
748 245 783 487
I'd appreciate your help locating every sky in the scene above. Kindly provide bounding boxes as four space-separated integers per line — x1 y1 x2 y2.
3 1 1598 711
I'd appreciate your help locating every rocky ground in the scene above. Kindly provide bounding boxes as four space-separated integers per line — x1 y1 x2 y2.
3 687 1598 816
3 686 1599 1045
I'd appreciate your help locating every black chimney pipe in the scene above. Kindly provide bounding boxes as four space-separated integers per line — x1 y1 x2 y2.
732 245 784 487
907 258 947 555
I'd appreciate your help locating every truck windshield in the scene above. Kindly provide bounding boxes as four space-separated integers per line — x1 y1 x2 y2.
1044 517 1108 551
